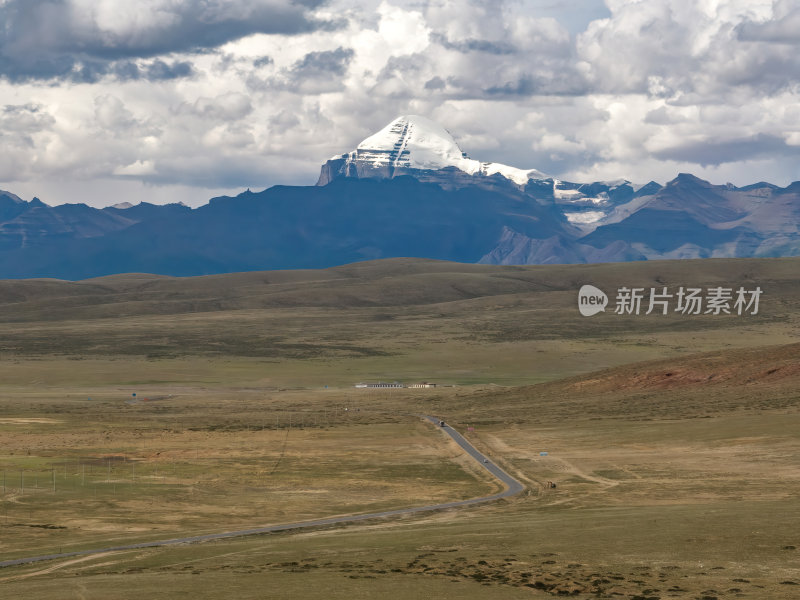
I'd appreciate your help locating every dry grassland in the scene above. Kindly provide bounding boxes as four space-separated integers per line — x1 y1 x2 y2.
0 383 498 561
0 258 798 598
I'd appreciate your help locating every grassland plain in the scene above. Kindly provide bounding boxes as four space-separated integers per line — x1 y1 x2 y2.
0 257 798 598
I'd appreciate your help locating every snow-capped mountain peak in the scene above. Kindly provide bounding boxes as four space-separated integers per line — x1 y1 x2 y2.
318 115 546 186
356 115 467 171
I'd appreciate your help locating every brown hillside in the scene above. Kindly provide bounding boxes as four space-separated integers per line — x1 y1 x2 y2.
453 342 800 425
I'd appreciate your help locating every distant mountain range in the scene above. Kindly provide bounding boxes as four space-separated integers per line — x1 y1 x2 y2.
1 115 798 279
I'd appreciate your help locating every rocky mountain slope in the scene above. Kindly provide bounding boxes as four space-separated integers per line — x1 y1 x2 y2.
0 116 797 279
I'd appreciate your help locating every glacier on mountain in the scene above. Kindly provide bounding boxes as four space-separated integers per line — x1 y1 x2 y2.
315 115 655 231
318 115 547 186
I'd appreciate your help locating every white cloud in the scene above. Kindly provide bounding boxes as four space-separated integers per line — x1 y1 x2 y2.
785 132 800 146
94 94 136 129
113 159 156 176
0 0 798 208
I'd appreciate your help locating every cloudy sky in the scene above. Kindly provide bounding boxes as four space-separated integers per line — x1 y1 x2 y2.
0 0 798 207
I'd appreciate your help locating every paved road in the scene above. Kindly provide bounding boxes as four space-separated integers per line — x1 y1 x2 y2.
421 416 524 498
0 416 524 569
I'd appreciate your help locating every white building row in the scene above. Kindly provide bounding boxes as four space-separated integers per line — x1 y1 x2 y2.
354 382 437 389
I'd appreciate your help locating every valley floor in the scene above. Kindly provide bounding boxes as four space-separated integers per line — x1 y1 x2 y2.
1 258 798 598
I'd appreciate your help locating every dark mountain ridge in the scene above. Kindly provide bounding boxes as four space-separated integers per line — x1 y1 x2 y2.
1 114 798 279
1 170 798 279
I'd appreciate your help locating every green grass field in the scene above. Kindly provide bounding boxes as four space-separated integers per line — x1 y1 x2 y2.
0 257 798 598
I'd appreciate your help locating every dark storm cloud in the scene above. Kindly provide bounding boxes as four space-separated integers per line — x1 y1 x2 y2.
144 60 195 81
66 59 196 83
424 76 445 90
253 56 275 68
484 73 590 97
0 0 331 82
718 50 800 95
251 46 353 93
430 33 516 55
290 47 354 78
652 134 800 166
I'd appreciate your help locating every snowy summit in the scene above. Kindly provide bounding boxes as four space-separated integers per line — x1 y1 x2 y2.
317 115 547 186
356 115 472 172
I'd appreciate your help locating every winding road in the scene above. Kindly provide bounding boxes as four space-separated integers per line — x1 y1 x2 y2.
0 416 524 569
